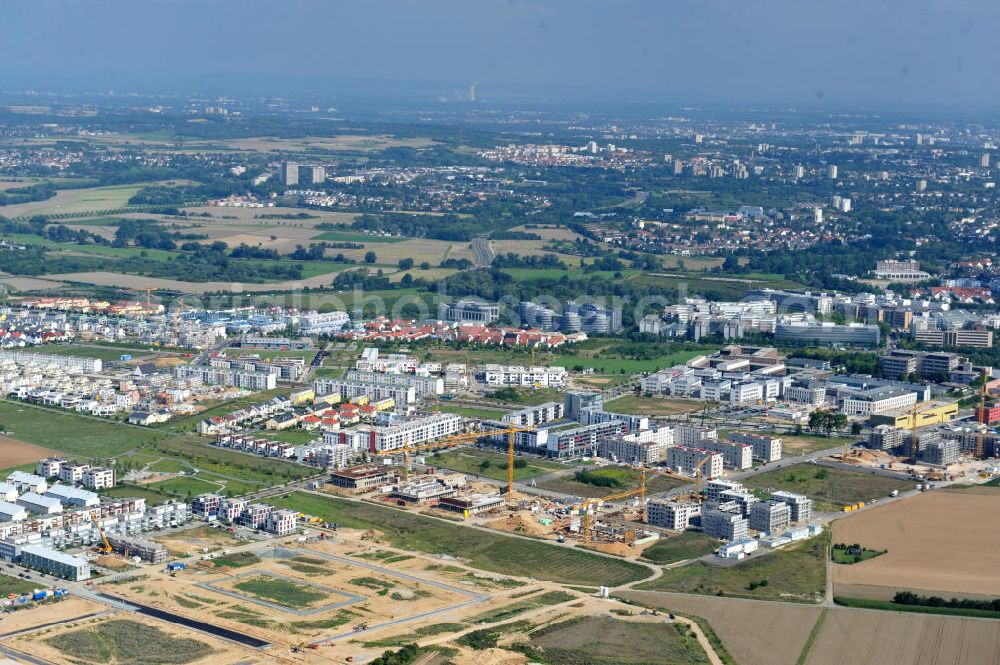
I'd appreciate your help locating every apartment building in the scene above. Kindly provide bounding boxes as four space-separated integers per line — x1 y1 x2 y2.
501 402 565 427
174 365 277 390
866 425 905 451
673 425 718 448
20 545 90 581
315 377 416 406
597 437 668 465
265 509 298 536
477 365 567 388
726 431 782 463
701 507 749 541
880 349 963 380
344 369 443 396
666 446 723 479
703 439 753 470
83 467 115 490
105 534 168 563
771 491 813 522
749 500 791 533
646 500 700 531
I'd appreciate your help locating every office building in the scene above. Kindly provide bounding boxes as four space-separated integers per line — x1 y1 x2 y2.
438 299 500 323
775 322 880 346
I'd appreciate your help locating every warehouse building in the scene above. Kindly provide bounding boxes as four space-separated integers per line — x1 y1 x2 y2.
17 492 62 515
20 545 90 581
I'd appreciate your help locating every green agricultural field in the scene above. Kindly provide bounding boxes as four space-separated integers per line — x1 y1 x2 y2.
0 400 166 458
44 619 213 665
274 492 650 586
635 533 828 603
427 447 563 482
231 575 328 609
520 615 711 665
10 183 148 217
641 532 720 565
0 572 37 596
743 463 913 511
604 395 703 416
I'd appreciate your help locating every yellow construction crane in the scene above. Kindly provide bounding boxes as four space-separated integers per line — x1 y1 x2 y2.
396 423 535 498
977 369 988 460
90 511 112 555
581 484 646 544
639 456 712 503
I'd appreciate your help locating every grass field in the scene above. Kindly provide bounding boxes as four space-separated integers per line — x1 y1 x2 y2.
743 464 913 511
5 183 148 218
253 428 320 446
642 532 720 564
153 435 315 485
231 575 328 609
151 475 223 497
539 467 683 499
31 344 150 362
831 545 884 565
0 400 166 458
521 616 711 665
274 492 649 586
427 447 563 482
604 395 703 416
636 533 828 603
44 619 213 665
0 572 37 596
432 404 508 420
100 483 175 505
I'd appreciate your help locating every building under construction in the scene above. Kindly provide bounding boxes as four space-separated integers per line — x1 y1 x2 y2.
105 533 168 564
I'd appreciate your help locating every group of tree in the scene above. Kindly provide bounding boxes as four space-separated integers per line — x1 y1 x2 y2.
808 409 848 435
893 591 1000 613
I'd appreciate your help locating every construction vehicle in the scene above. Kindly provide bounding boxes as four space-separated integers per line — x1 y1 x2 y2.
90 512 112 555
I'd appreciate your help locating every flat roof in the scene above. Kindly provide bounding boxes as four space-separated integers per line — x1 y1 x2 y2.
21 545 88 567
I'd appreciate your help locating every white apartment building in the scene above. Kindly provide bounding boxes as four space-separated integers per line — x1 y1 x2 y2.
83 467 116 490
673 425 717 448
646 500 700 531
478 365 567 388
666 446 723 479
703 439 753 470
502 402 565 427
726 432 783 463
842 388 917 416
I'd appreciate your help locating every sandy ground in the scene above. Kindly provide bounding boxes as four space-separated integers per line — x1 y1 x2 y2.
0 275 68 292
5 612 262 665
0 435 60 469
619 590 821 665
804 606 1000 665
832 491 1000 598
151 525 242 555
0 597 106 635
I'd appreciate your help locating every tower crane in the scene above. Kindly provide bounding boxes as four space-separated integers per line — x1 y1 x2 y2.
395 423 536 498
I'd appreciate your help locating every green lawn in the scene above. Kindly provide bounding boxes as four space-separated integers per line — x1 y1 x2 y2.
0 400 166 462
100 484 175 505
743 464 913 511
831 544 885 565
152 435 315 485
635 533 828 603
427 447 563 482
255 428 320 446
29 344 151 362
0 572 38 596
641 532 720 564
274 492 649 586
151 475 224 497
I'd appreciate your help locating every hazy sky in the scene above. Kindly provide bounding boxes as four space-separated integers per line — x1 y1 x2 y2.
2 0 998 108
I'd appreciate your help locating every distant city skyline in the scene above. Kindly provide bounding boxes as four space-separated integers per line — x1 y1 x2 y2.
3 0 1000 109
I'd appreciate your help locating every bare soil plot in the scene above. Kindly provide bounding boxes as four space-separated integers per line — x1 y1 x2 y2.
831 491 1000 598
151 524 242 555
0 596 104 634
0 435 60 470
492 238 567 258
0 275 68 292
803 606 1000 665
